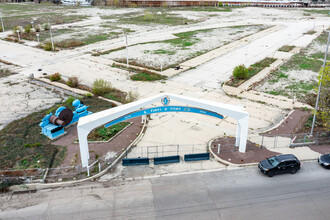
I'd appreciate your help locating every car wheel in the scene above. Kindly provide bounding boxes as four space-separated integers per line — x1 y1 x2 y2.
267 171 274 177
290 168 297 174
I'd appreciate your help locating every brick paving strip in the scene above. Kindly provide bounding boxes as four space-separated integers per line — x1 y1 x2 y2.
53 117 143 167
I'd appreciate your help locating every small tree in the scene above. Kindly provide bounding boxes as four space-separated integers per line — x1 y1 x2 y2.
233 64 248 80
126 91 139 103
42 23 50 31
35 24 41 32
67 76 79 88
43 41 54 51
25 25 32 33
50 72 61 81
92 79 112 96
144 11 154 21
316 64 330 132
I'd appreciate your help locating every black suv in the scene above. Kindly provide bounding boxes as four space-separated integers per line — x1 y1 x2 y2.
258 154 301 177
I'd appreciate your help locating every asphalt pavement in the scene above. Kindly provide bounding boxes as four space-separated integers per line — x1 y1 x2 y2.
1 161 329 220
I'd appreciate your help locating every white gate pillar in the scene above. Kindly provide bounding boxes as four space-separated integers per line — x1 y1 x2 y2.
238 115 249 153
235 122 241 147
77 128 90 167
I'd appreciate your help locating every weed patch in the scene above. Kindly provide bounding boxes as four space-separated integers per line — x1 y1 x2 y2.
278 45 295 52
130 72 167 81
0 97 114 170
88 122 130 141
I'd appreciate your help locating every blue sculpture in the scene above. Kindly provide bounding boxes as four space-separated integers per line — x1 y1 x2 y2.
40 99 92 140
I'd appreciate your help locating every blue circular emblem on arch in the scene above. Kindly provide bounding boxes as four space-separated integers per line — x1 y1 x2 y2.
161 96 170 106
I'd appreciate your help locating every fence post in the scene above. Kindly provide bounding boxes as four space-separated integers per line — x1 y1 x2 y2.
78 166 82 180
316 132 319 145
217 144 221 154
177 145 179 155
147 146 149 158
274 136 277 148
261 135 264 147
98 162 101 172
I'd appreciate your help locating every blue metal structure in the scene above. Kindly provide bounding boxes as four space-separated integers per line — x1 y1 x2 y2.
122 158 150 166
184 153 210 161
40 99 92 139
105 106 224 128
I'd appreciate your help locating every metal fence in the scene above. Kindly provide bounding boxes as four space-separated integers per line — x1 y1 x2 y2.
126 144 208 159
248 132 329 149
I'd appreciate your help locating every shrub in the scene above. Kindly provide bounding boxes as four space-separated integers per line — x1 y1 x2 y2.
65 96 76 105
42 23 50 31
219 2 223 7
92 79 113 96
67 76 79 88
43 41 54 51
126 91 139 103
13 26 23 34
144 11 154 21
50 72 61 81
24 144 32 148
55 40 84 48
25 25 32 33
85 92 93 98
35 24 41 32
0 26 2 32
127 2 137 7
233 64 248 80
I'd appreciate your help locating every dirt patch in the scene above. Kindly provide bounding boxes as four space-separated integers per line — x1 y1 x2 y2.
309 144 330 154
210 137 279 164
262 109 311 136
52 116 143 167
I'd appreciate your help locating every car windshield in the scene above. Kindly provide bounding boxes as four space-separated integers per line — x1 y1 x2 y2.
267 157 280 166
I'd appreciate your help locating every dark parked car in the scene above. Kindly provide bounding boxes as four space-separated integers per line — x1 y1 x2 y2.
318 153 330 169
258 154 301 177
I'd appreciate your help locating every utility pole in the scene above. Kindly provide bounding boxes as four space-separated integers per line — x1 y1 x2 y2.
0 13 4 32
311 31 330 135
125 31 128 68
48 19 54 51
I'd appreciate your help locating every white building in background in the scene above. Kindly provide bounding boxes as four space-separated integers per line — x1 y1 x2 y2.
60 0 93 6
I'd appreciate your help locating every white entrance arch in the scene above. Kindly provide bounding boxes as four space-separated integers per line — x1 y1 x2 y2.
77 93 249 167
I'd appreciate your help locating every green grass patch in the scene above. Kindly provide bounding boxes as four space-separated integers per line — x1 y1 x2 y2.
227 57 277 87
278 45 295 52
282 53 323 72
163 29 212 49
0 96 114 170
87 122 130 141
179 7 232 12
284 81 316 92
144 49 176 55
305 30 316 35
130 72 167 81
119 11 196 26
3 13 89 30
304 9 330 17
0 69 13 78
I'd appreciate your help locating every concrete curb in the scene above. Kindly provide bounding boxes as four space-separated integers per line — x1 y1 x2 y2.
208 137 258 167
208 136 319 168
36 77 123 107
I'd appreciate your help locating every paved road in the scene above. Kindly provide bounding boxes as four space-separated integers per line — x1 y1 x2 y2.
1 161 329 220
